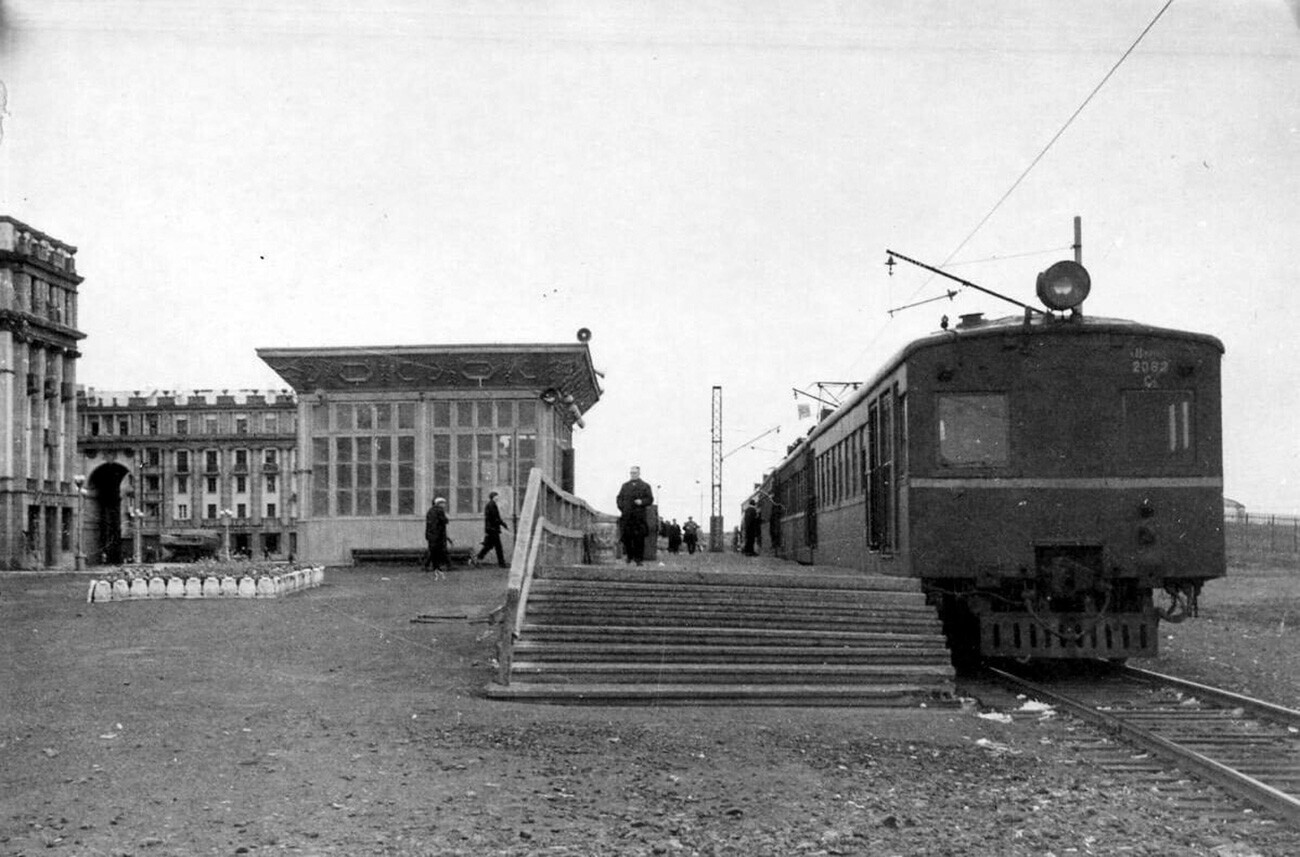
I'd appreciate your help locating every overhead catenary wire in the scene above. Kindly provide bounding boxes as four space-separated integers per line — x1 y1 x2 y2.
847 0 1178 375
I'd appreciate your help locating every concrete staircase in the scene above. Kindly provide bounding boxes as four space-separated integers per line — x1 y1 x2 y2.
485 565 956 706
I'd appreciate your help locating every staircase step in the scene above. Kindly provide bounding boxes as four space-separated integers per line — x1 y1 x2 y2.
498 561 956 707
484 681 959 707
521 611 943 633
530 580 925 602
511 642 952 664
537 565 922 592
518 625 948 647
507 661 955 685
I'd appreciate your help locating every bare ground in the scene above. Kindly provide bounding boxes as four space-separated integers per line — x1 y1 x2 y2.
3 557 1300 856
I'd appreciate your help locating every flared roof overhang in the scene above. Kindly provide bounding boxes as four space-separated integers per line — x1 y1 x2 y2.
256 343 602 416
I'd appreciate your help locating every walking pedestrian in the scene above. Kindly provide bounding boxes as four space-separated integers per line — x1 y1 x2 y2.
473 491 510 568
616 466 654 566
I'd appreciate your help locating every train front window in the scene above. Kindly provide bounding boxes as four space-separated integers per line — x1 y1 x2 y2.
938 394 1009 467
1123 389 1195 464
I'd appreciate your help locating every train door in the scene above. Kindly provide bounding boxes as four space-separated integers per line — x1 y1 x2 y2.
803 444 817 554
867 389 895 554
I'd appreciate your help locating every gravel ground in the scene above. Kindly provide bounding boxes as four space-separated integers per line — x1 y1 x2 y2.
2 556 1299 856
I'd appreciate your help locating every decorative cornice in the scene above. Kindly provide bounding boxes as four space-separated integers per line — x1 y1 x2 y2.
0 308 88 347
256 344 602 416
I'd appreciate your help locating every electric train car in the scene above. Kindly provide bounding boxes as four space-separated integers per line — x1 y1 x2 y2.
763 262 1224 666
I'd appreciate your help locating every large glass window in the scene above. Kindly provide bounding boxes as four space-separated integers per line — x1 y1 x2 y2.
937 394 1009 467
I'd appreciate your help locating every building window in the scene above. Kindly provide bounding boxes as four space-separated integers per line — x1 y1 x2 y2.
145 502 160 518
118 418 129 436
89 418 100 436
235 415 248 435
206 504 217 519
264 413 278 433
177 475 189 494
176 416 188 436
266 502 277 519
235 476 247 494
312 401 417 517
205 415 218 435
236 503 247 518
145 447 161 466
145 475 161 492
147 415 159 435
205 476 218 493
234 449 249 470
205 450 219 472
266 475 277 493
177 503 190 520
176 450 190 473
265 448 278 465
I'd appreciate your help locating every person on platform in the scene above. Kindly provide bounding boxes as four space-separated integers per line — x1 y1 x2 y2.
682 516 701 554
742 500 760 557
667 519 682 554
424 497 450 573
616 466 655 566
473 490 510 568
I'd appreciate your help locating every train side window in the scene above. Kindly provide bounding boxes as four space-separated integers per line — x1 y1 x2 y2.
1123 390 1194 463
937 394 1009 467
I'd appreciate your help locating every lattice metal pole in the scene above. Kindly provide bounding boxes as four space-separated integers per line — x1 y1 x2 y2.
710 385 724 552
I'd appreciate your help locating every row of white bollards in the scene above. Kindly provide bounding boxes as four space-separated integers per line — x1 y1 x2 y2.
86 566 325 602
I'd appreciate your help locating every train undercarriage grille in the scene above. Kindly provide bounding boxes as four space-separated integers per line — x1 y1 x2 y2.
982 613 1156 659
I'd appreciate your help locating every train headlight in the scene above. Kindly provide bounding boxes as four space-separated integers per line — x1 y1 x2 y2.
1036 260 1091 311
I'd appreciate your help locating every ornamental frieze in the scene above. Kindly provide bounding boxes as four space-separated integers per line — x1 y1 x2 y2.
256 345 600 414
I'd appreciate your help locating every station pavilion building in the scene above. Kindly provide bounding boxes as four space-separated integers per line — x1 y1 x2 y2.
257 342 601 566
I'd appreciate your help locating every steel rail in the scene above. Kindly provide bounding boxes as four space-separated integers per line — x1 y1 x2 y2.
1120 665 1300 729
986 665 1300 825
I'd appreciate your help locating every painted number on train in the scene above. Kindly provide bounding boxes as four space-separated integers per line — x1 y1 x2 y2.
1131 346 1169 388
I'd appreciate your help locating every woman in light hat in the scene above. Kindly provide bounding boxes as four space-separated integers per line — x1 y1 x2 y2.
424 497 450 572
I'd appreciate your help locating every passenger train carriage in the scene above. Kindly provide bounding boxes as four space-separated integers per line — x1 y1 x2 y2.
757 262 1224 667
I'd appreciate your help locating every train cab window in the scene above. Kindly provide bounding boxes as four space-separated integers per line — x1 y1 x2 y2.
1123 390 1194 464
937 394 1009 467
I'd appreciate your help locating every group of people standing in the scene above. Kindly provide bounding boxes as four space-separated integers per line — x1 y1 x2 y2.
659 517 702 554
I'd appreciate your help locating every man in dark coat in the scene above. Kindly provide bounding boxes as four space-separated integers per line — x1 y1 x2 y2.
424 497 450 572
742 500 760 557
616 466 654 565
682 516 701 554
474 490 510 568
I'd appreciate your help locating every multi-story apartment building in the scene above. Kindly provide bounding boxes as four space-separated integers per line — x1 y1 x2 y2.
77 389 299 564
0 217 86 570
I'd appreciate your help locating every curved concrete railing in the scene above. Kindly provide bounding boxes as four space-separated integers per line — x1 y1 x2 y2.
495 468 615 685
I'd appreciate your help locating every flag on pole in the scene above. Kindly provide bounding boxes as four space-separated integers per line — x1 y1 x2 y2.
796 403 811 420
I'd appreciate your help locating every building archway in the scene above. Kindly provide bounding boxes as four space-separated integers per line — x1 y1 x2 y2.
85 463 129 566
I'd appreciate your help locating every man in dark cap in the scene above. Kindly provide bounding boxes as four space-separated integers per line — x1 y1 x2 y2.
473 490 510 568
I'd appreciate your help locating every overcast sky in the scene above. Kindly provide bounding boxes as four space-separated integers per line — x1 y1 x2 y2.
2 0 1298 521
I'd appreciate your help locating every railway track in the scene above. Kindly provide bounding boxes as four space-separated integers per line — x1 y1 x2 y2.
967 663 1300 829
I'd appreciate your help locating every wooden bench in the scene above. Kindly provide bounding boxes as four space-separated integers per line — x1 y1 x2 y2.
350 547 474 567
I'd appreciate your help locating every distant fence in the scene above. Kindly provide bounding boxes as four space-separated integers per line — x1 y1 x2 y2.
1225 513 1300 562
